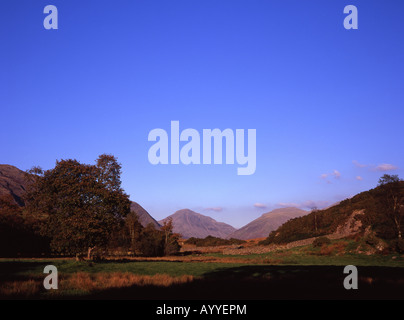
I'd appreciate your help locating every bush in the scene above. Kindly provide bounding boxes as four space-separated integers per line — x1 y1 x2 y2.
364 234 379 246
185 236 246 247
312 236 331 248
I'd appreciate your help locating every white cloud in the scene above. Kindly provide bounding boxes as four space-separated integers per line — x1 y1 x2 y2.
353 160 398 172
320 170 341 181
333 170 341 179
374 163 398 172
253 203 267 209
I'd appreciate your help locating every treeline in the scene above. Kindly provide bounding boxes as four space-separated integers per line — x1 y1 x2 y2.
185 235 246 247
110 214 180 257
260 175 404 249
0 155 180 258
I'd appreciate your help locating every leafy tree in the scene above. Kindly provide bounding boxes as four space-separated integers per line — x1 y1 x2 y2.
24 155 131 259
96 154 124 192
161 218 181 256
125 211 144 254
137 223 165 257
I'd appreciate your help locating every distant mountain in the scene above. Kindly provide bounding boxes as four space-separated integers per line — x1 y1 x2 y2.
159 209 237 239
0 164 28 206
130 202 161 229
229 207 309 240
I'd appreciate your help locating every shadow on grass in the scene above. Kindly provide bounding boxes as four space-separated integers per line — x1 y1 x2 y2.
0 261 45 278
1 263 403 300
87 265 404 300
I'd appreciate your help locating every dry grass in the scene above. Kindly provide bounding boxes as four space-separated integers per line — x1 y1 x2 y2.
0 272 194 297
61 272 194 293
0 279 42 297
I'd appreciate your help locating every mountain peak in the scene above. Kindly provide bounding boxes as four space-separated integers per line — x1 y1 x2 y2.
229 207 309 240
159 209 236 239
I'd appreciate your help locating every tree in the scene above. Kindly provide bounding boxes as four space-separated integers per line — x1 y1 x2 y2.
377 174 404 239
161 218 180 256
24 155 131 258
311 206 319 233
125 211 144 254
96 154 124 192
137 223 165 257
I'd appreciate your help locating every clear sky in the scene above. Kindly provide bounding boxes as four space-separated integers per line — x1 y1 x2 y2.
1 0 404 228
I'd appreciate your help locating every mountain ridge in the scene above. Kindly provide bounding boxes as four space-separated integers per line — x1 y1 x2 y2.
228 207 309 240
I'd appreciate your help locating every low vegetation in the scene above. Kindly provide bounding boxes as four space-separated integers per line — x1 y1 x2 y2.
185 236 246 247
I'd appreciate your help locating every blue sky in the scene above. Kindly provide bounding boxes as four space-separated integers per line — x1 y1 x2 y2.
1 0 404 228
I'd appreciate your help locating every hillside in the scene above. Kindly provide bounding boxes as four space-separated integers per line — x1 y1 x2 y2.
0 164 29 206
159 209 237 239
260 181 404 245
229 207 308 240
130 202 161 229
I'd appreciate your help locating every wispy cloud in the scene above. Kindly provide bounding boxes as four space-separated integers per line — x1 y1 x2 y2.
277 202 300 208
374 163 398 172
320 170 341 181
253 203 267 209
333 170 341 179
353 160 398 172
278 200 329 210
204 207 223 212
356 176 363 181
353 160 368 168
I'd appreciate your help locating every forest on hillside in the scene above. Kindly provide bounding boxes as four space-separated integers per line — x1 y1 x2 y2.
260 175 404 253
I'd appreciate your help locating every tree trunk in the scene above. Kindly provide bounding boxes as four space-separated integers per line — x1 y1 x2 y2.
87 246 96 260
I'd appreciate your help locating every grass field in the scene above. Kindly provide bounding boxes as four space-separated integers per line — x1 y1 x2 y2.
1 245 403 300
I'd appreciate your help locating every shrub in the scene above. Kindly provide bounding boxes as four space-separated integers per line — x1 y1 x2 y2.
312 236 331 248
364 234 379 246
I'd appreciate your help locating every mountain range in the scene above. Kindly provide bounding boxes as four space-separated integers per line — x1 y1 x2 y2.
0 164 312 240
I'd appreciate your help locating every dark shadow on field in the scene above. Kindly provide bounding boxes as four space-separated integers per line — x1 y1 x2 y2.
86 265 404 300
0 261 44 279
1 263 403 300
